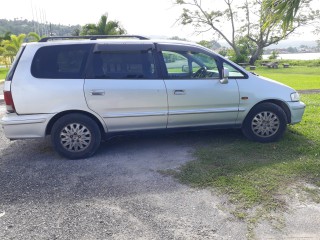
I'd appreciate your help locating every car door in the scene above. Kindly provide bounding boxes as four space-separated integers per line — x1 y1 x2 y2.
84 43 168 132
157 43 240 128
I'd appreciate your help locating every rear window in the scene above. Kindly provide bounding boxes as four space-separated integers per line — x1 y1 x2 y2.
31 44 91 79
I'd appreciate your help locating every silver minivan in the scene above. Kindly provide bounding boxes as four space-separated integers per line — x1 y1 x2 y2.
1 36 306 159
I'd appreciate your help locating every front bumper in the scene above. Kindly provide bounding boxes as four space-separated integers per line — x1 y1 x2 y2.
1 113 54 139
288 101 306 124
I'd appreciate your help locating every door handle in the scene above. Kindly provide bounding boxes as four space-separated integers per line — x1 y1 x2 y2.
90 90 105 96
174 90 186 95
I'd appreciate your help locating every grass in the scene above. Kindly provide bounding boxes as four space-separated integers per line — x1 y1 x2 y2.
167 93 320 234
0 68 8 80
253 66 320 90
167 65 320 91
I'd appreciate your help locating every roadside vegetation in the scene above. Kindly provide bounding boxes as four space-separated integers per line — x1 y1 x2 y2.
0 68 8 79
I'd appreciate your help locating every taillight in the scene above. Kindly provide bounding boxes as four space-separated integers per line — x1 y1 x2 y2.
3 90 16 113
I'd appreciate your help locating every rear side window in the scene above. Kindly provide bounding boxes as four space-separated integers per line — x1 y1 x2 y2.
31 44 91 79
87 50 158 79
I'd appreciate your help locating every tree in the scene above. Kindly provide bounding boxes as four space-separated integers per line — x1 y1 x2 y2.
287 46 298 53
269 50 279 60
72 28 81 36
228 36 256 63
170 36 188 41
81 14 126 35
197 40 221 50
176 0 242 57
0 32 12 42
263 0 301 31
1 34 26 63
0 19 80 37
175 0 319 64
242 0 317 64
27 32 45 42
218 48 228 57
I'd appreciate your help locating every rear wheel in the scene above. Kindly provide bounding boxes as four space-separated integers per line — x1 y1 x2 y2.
51 113 101 159
242 103 287 143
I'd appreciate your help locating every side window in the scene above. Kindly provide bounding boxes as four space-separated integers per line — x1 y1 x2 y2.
223 62 246 78
31 44 91 79
89 50 157 79
161 50 219 79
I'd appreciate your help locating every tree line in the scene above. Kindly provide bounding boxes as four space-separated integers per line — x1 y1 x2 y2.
0 14 125 66
0 19 80 37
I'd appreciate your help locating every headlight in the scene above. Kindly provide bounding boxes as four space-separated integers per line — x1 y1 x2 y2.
291 92 300 102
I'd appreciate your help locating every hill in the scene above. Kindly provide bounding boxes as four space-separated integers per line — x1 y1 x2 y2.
0 18 81 36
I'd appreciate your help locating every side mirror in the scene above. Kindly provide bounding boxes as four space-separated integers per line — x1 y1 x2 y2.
182 65 189 73
220 67 229 84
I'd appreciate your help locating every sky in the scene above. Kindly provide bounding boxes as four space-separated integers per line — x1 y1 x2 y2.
1 0 319 42
2 0 196 39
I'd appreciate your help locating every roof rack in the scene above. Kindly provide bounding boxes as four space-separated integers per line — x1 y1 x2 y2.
39 35 149 42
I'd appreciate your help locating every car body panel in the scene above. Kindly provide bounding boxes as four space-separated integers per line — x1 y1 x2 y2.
164 79 240 128
1 113 54 139
9 43 91 115
235 73 306 124
84 79 168 132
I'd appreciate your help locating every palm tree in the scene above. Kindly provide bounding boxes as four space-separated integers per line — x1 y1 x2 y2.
81 14 126 35
2 34 26 63
27 32 44 42
263 0 301 31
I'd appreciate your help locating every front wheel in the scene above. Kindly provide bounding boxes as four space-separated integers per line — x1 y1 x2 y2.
242 103 288 143
51 113 101 159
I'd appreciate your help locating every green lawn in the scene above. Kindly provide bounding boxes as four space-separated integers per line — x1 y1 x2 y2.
253 66 320 90
0 68 8 80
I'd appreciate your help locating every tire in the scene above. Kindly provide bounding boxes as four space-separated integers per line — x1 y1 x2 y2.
51 113 101 159
242 102 288 143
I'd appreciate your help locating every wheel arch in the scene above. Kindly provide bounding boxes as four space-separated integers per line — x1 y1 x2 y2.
46 110 106 136
245 99 291 124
